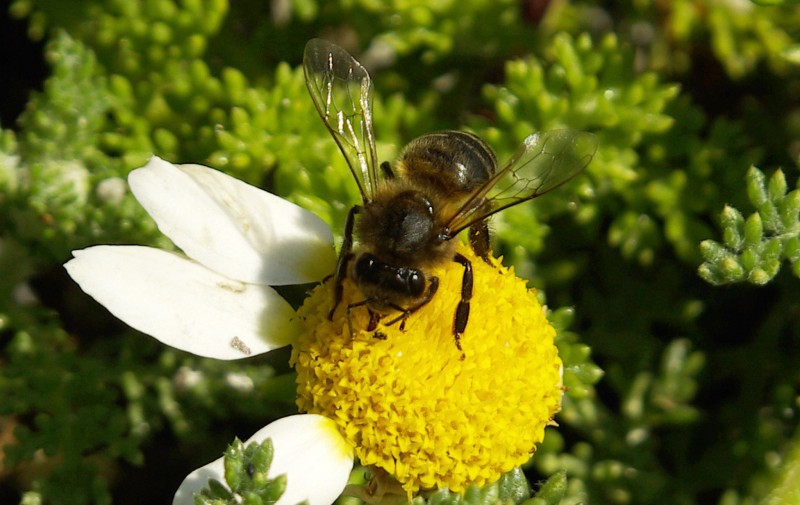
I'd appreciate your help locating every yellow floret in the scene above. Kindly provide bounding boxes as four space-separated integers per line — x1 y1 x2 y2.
290 242 563 495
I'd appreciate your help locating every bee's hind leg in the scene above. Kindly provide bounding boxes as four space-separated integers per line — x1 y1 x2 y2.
452 253 473 359
468 220 492 264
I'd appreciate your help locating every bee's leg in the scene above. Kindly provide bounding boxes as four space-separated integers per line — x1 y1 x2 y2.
344 298 373 337
380 161 395 179
367 310 382 331
468 220 492 264
452 253 473 357
330 205 361 320
385 277 439 330
330 252 353 320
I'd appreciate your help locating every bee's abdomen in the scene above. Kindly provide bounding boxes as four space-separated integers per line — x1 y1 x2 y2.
397 131 497 195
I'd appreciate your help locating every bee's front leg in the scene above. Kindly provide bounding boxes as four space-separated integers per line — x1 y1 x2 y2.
330 205 361 320
384 276 439 330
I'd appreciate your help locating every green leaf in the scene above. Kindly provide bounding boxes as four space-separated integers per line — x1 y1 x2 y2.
195 438 285 505
721 205 745 250
529 470 567 505
747 166 769 208
744 213 764 245
700 166 800 285
497 468 532 502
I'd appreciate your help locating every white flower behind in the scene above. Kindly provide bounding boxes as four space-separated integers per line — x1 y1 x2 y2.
173 414 354 505
64 157 352 504
65 156 336 360
127 156 333 285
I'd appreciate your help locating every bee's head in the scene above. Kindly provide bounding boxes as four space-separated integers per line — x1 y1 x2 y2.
352 253 427 306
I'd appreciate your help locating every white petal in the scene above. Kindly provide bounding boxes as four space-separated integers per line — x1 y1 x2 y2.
173 414 354 505
64 245 300 359
128 156 335 285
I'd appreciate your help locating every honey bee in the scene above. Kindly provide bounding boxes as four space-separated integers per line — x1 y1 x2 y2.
303 39 597 353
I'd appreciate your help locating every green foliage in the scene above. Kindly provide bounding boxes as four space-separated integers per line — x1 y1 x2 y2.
1 322 133 505
699 166 800 285
550 307 604 400
475 31 680 275
759 428 800 505
531 339 706 504
1 0 799 504
193 438 286 505
628 0 799 78
330 0 587 64
407 468 535 505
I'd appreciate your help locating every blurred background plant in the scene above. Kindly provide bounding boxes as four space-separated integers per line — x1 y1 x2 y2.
1 0 799 504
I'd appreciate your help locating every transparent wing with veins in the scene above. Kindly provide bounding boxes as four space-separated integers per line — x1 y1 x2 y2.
303 39 379 203
446 130 598 236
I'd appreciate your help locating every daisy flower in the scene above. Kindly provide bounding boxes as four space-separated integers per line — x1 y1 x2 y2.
65 156 564 504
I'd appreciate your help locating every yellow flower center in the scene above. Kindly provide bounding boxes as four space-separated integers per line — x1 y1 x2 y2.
290 242 562 495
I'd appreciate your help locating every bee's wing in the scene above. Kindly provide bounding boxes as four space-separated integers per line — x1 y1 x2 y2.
304 39 379 203
446 130 598 235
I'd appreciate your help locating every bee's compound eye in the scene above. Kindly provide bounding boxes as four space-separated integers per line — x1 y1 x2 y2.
354 254 377 282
